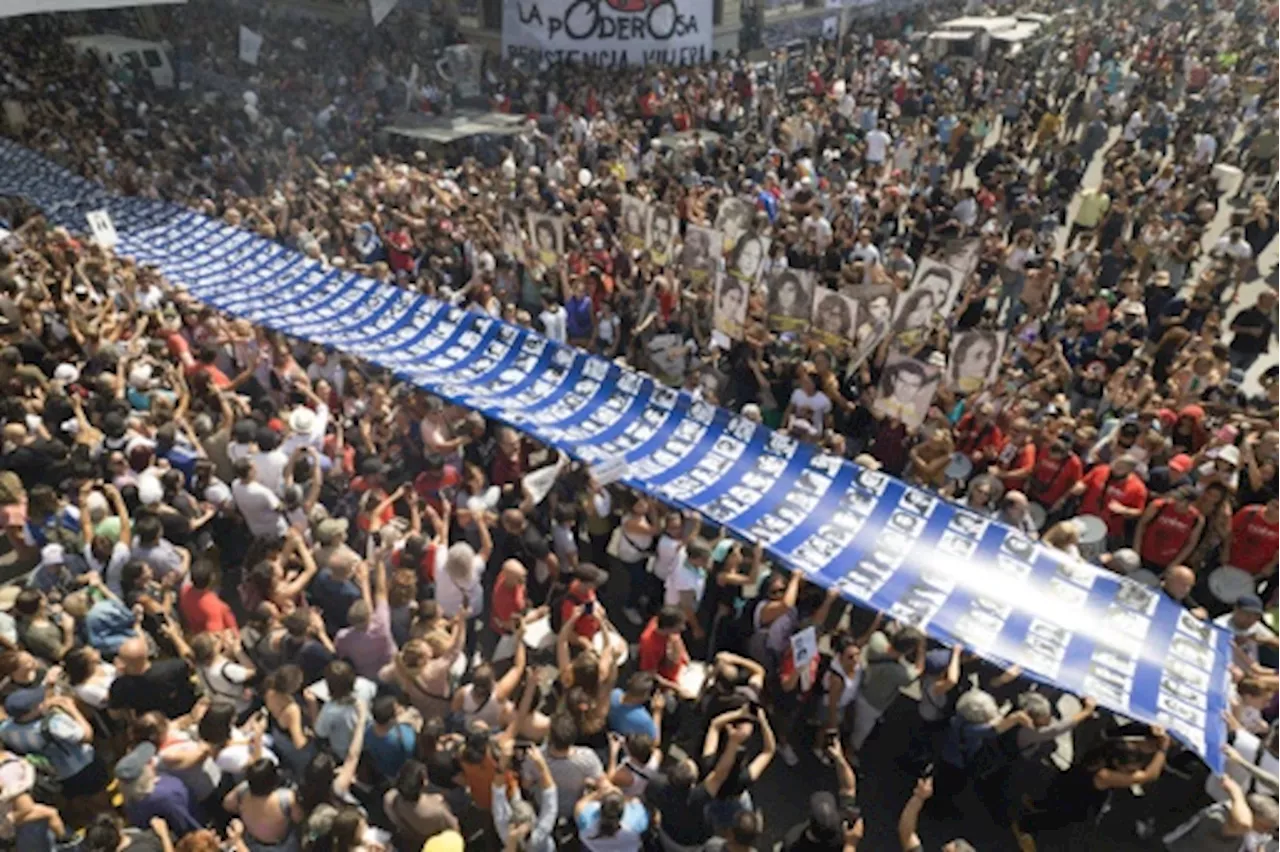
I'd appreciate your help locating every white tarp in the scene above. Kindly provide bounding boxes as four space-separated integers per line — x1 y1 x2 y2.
0 0 183 17
238 26 263 66
369 0 398 27
503 0 712 67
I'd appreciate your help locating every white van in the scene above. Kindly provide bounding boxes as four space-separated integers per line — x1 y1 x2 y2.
65 35 175 90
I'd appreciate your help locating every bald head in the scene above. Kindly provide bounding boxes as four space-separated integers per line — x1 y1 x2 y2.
117 637 150 673
1162 565 1196 600
501 559 527 581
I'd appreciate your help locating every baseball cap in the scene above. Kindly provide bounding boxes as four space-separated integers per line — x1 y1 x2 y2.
1106 548 1140 575
2 687 44 719
1235 594 1264 616
114 742 157 782
1167 454 1194 476
315 518 349 545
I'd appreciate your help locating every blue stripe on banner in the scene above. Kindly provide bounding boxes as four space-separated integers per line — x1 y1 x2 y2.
769 461 858 557
0 141 1232 774
720 443 817 530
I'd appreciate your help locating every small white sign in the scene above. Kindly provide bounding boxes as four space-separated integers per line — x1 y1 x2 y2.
85 209 117 247
791 625 819 692
591 456 630 487
238 26 263 66
369 0 398 27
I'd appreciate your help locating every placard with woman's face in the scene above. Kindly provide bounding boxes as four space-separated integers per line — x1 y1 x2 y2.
765 268 814 332
499 208 525 262
891 258 963 347
526 211 564 267
620 194 650 253
682 224 722 286
728 232 771 287
713 274 748 340
949 330 1006 394
810 285 859 348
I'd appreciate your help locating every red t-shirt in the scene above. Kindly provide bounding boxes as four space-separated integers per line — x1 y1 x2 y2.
1139 499 1202 568
491 574 526 634
1027 449 1083 507
179 585 238 635
638 619 685 683
999 442 1038 492
1080 467 1148 536
779 644 820 696
1231 506 1280 575
954 415 1006 457
560 581 600 639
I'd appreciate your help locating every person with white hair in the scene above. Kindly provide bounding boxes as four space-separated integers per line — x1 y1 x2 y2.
492 740 557 852
433 522 492 621
930 689 1033 814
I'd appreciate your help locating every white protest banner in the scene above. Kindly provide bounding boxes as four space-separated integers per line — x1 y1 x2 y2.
85 209 117 248
238 26 263 66
0 0 184 17
445 45 483 98
369 0 398 27
591 455 630 487
503 0 712 67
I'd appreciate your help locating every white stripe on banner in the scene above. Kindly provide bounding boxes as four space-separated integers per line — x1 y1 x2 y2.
0 138 1231 772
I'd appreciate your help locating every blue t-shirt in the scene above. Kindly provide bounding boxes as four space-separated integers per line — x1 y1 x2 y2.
364 721 416 780
310 569 362 635
607 689 657 739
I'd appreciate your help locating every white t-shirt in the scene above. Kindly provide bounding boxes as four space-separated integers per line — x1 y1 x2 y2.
651 535 685 583
232 479 287 538
789 388 832 434
539 307 568 343
865 129 892 162
434 549 485 617
664 561 707 609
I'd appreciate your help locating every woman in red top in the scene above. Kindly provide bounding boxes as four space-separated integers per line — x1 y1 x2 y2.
1134 487 1205 572
637 607 688 687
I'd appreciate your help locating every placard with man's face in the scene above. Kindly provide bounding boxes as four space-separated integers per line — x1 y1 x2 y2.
713 274 748 341
682 224 722 286
620 195 650 253
714 196 754 251
526 212 564 267
810 285 859 348
647 204 677 265
873 351 942 429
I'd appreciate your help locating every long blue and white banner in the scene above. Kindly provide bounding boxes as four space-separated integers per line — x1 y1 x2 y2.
0 139 1231 771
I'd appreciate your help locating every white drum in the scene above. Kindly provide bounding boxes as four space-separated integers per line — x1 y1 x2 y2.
1208 566 1256 606
945 453 974 485
1074 515 1108 562
1212 162 1243 193
1027 503 1047 531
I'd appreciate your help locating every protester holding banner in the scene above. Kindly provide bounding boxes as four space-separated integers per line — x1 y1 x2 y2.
0 1 1275 850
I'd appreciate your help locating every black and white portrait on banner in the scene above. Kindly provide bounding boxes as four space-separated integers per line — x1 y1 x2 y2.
873 351 942 429
647 203 678 265
526 211 564 267
810 285 858 348
891 258 963 347
499 208 525 261
949 330 1005 394
713 274 748 340
765 268 813 332
715 195 754 250
620 194 650 253
728 232 770 286
682 224 721 286
848 284 897 365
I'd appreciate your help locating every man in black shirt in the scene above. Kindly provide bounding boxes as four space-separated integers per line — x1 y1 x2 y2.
108 634 199 718
1227 291 1275 372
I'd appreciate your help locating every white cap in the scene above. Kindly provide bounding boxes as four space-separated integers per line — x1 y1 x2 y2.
40 543 65 568
53 363 80 384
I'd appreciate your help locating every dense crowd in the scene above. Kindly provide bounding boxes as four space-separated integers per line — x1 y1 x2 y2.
0 0 1276 851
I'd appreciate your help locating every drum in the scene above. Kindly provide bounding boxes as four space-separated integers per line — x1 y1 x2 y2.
1208 566 1256 607
592 627 630 666
1128 568 1160 587
1073 515 1108 562
1028 503 1047 531
1212 163 1243 193
945 453 973 486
